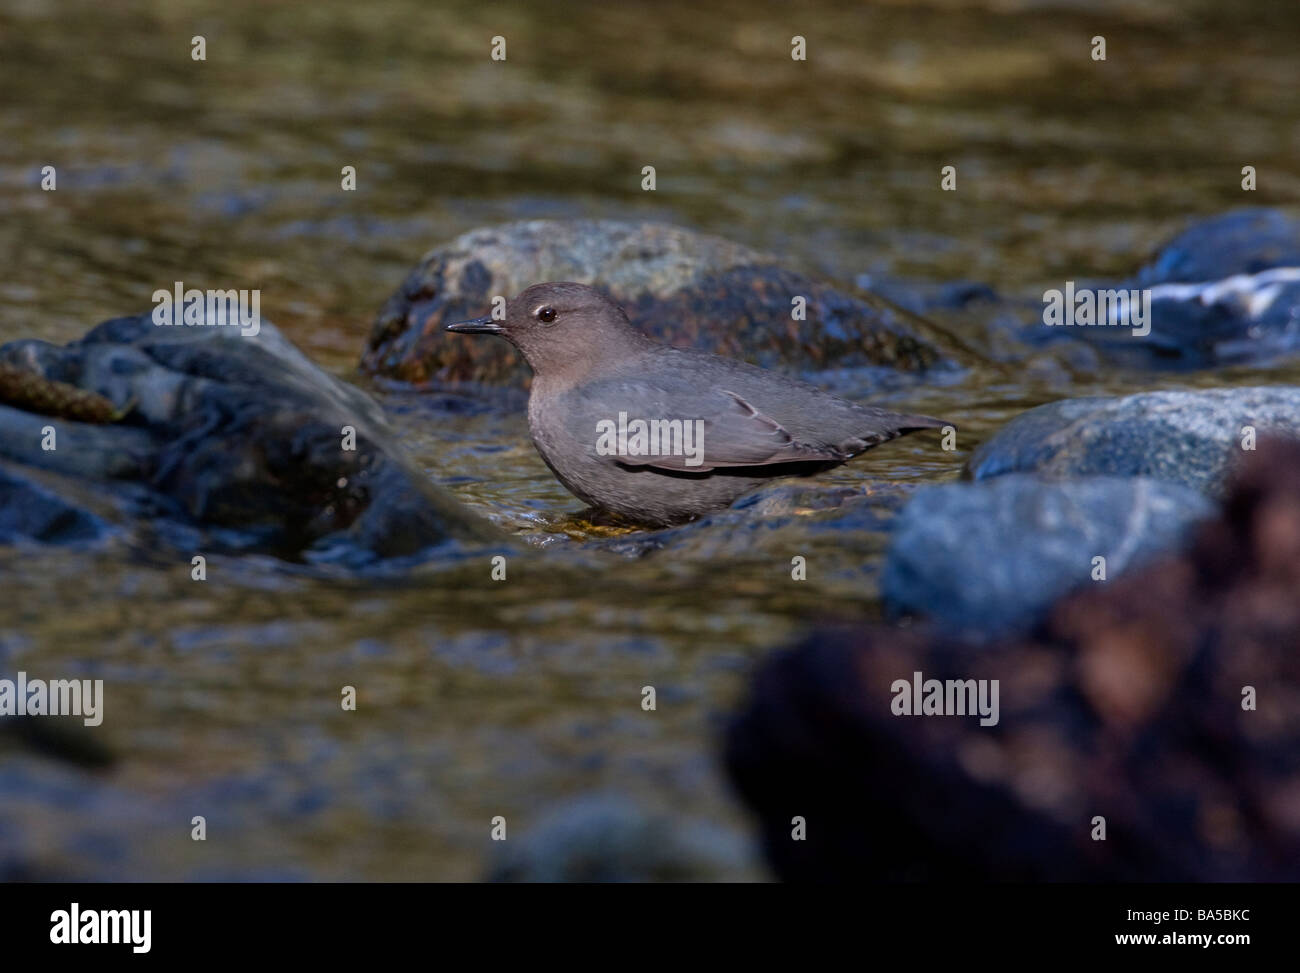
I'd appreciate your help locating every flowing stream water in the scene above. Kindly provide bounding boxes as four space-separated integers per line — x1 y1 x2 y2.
1 0 1297 879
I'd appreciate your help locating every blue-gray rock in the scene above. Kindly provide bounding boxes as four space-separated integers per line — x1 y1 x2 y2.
881 474 1213 639
1002 209 1300 368
1105 209 1300 366
1136 208 1300 285
1076 267 1300 367
967 386 1300 498
0 467 106 544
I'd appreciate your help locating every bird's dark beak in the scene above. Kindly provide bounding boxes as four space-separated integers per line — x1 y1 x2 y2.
445 315 503 335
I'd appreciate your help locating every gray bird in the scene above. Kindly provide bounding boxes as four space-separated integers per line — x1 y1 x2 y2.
448 282 950 526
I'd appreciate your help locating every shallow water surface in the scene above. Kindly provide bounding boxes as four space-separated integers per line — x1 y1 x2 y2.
1 0 1298 879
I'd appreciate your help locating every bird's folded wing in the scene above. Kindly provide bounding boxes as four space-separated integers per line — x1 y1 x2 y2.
598 388 848 472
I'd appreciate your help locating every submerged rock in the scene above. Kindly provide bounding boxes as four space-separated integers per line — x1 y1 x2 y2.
881 474 1212 639
0 716 115 770
363 220 950 386
0 313 501 562
485 793 753 882
967 386 1300 498
727 439 1300 881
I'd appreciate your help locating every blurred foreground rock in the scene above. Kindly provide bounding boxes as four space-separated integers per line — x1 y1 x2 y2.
363 220 952 386
727 438 1300 881
0 312 500 563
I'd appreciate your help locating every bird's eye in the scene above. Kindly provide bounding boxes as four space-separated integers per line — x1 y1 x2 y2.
536 306 557 323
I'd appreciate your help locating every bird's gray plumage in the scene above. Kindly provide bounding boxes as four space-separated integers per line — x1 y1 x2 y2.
448 281 950 526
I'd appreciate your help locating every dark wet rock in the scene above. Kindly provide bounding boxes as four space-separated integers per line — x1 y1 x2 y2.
1071 268 1300 368
0 633 114 770
727 439 1300 881
485 793 752 882
881 474 1212 639
0 467 107 544
967 386 1300 499
0 313 501 561
1058 209 1300 367
362 220 951 386
0 716 115 770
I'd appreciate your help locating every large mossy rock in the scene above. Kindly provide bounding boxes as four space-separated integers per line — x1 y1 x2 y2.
363 220 949 386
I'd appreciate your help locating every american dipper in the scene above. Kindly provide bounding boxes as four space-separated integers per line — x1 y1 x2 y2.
448 282 950 526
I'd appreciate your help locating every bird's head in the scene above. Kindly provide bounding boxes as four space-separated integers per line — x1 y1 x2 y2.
447 281 644 377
